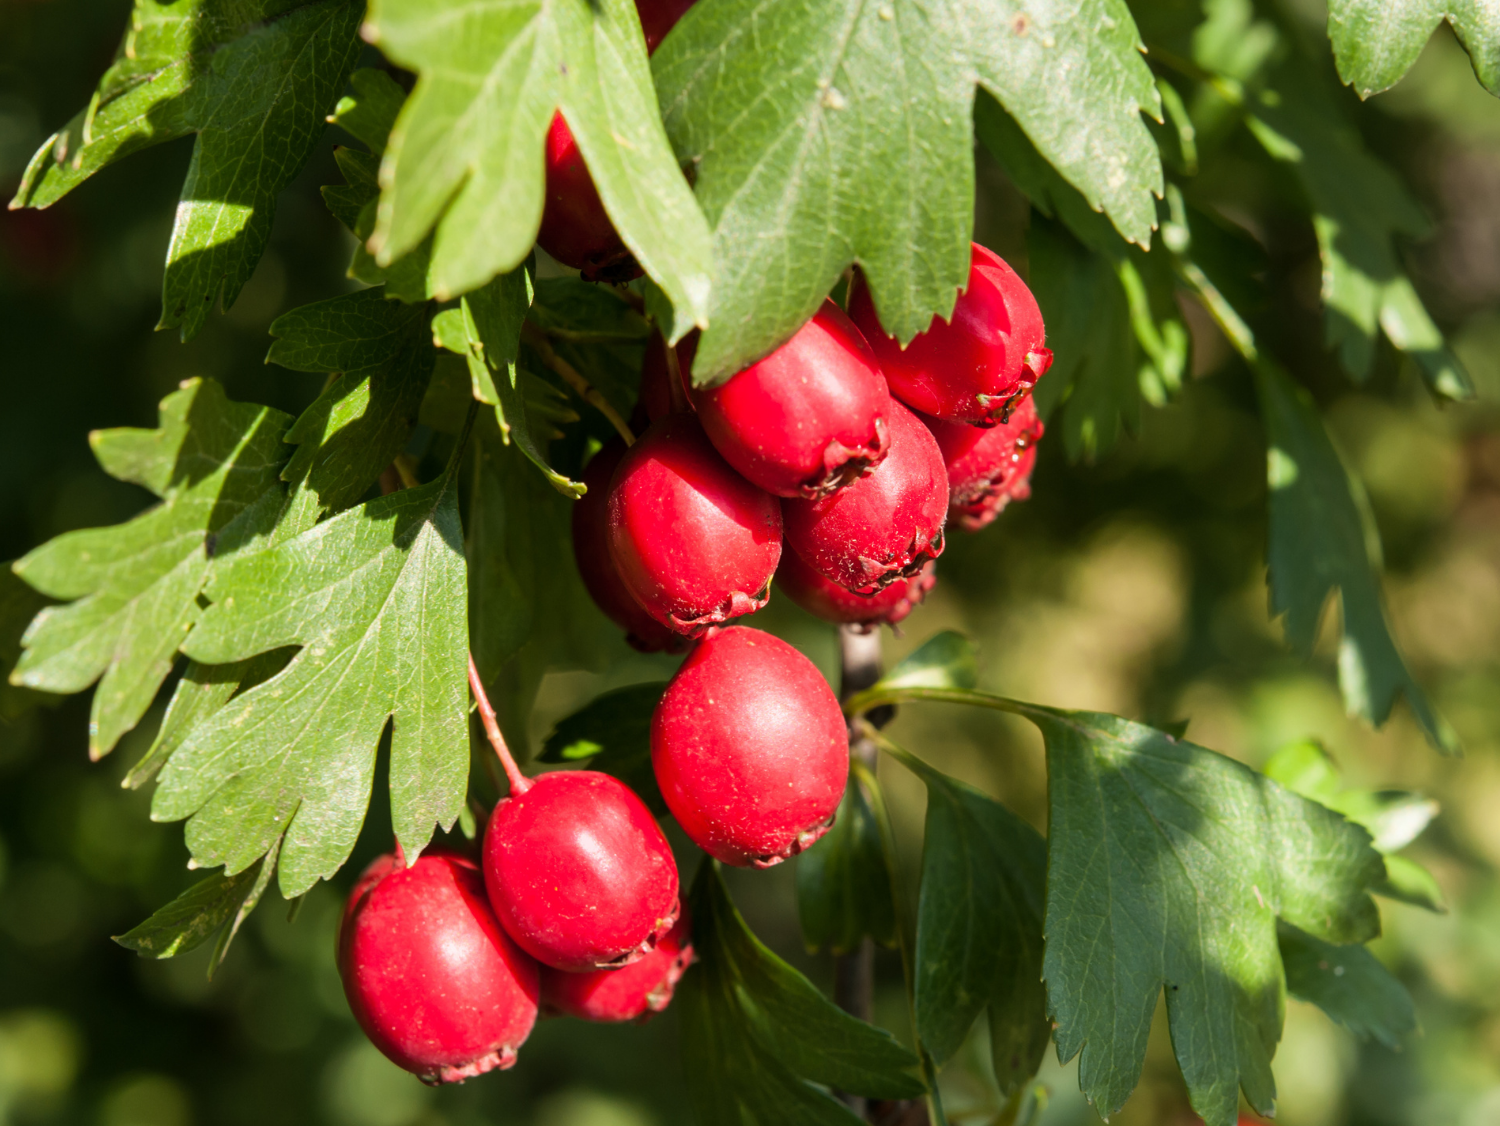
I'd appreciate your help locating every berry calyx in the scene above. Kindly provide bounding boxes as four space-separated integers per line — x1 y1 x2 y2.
652 627 848 867
541 914 694 1023
338 848 540 1085
777 550 935 627
484 769 681 972
920 395 1044 532
782 398 947 594
607 414 782 635
691 301 892 499
536 114 641 282
848 242 1052 426
572 438 689 653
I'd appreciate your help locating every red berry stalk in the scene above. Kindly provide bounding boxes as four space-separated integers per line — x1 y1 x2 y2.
470 657 681 972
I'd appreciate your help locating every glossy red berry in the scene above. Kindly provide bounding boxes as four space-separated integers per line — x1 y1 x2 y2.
607 414 782 635
691 301 892 499
652 627 848 867
573 439 688 653
637 0 697 51
778 550 935 627
541 913 694 1023
484 771 680 972
536 114 640 282
921 395 1044 532
848 243 1052 426
338 849 539 1085
782 398 946 594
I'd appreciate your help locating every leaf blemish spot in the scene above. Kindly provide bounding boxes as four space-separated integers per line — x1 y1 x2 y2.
1012 13 1031 35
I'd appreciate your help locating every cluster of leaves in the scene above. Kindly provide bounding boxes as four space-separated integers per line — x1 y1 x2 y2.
1 0 1485 1120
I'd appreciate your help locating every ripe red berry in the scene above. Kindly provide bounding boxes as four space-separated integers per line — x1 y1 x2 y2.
607 414 782 635
778 550 935 627
921 395 1044 532
848 243 1052 426
338 848 539 1085
691 301 892 498
652 627 848 867
484 771 680 972
541 913 694 1023
572 439 688 653
782 398 946 594
535 0 694 280
536 115 640 283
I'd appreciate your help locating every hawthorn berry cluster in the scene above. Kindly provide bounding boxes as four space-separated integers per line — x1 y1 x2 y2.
337 0 1050 1090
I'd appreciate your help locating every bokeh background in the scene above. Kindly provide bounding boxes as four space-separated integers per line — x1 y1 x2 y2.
3 1 1499 1124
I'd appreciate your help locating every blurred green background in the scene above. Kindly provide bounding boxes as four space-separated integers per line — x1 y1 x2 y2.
3 1 1500 1124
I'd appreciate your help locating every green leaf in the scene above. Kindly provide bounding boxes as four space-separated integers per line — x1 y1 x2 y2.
363 0 712 325
1 566 54 722
653 0 1162 383
434 267 585 498
845 683 1385 1126
530 278 651 344
796 764 896 956
977 95 1188 456
11 380 291 758
884 742 1047 1094
12 0 363 340
877 630 978 693
538 682 668 814
113 860 263 959
153 458 471 897
1254 362 1459 753
1278 922 1416 1049
330 68 407 156
1245 69 1473 400
1377 853 1447 913
681 860 924 1124
1327 0 1500 98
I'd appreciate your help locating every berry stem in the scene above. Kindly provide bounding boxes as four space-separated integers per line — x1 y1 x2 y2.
522 324 636 446
468 652 531 796
662 336 690 415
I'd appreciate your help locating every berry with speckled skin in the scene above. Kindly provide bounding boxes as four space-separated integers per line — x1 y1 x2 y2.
782 398 946 594
849 242 1051 426
541 914 694 1022
607 414 782 636
572 439 689 653
777 550 935 627
920 395 1044 531
483 771 679 972
339 849 539 1085
652 627 847 867
690 301 891 498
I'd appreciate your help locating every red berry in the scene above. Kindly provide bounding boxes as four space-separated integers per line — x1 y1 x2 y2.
483 771 680 972
777 550 935 627
782 398 946 594
541 913 694 1022
338 848 539 1085
920 395 1044 532
848 243 1052 426
573 439 689 653
536 114 641 283
607 414 782 635
691 301 892 499
652 627 848 867
637 0 697 51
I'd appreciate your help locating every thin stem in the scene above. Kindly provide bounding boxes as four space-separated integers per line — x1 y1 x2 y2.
467 653 530 795
522 323 636 445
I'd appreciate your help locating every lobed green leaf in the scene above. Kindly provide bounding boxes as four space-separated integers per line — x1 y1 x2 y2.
1327 0 1500 99
796 764 896 956
1278 922 1416 1049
